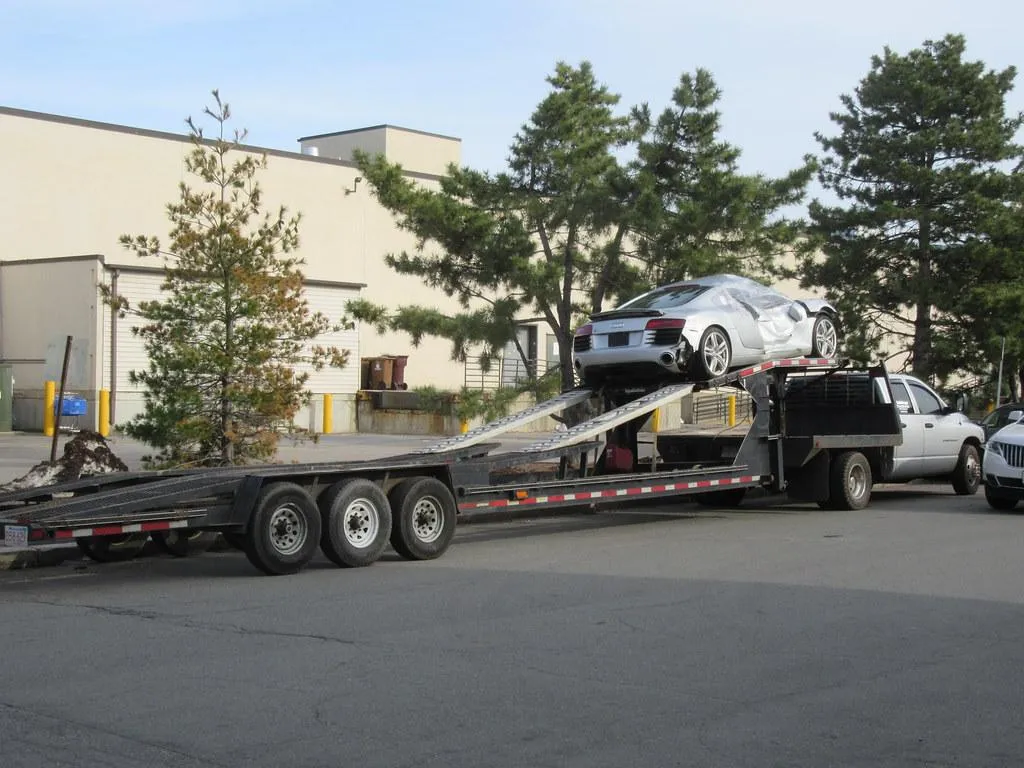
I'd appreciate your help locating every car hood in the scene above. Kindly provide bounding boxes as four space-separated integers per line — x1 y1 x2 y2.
991 422 1024 444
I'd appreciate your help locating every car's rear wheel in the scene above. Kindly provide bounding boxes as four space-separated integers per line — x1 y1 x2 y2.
695 326 732 379
811 313 839 358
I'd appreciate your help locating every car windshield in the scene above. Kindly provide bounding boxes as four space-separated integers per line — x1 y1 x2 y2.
617 284 708 310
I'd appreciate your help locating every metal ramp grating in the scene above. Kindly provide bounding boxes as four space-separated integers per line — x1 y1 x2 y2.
414 388 595 454
515 383 694 454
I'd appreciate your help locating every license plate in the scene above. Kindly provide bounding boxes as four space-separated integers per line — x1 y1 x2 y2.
608 332 630 347
3 525 28 548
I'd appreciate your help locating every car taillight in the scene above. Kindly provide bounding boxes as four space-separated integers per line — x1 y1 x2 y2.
575 324 593 336
645 318 685 330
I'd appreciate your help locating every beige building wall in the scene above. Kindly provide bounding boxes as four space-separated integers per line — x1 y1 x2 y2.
299 125 460 178
0 108 472 411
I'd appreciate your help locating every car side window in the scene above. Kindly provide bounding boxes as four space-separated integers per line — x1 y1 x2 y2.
908 382 943 415
890 382 915 414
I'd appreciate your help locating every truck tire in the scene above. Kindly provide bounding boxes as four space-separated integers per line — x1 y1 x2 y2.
694 488 746 508
951 443 981 495
243 482 321 576
985 486 1018 511
76 533 149 563
387 477 457 561
828 451 872 510
150 530 219 557
318 478 392 568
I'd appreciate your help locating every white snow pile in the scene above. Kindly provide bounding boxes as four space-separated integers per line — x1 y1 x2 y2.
0 431 130 492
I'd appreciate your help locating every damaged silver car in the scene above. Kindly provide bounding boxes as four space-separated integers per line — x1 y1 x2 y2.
572 274 840 385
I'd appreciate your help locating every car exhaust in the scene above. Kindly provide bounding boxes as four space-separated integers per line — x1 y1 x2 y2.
659 352 675 366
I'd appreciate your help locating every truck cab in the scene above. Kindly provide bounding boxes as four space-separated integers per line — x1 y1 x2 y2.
881 374 983 492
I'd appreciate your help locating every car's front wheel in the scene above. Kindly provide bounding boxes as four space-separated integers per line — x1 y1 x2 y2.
694 326 732 379
811 313 839 358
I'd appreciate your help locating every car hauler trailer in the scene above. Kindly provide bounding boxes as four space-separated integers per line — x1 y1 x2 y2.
0 358 902 576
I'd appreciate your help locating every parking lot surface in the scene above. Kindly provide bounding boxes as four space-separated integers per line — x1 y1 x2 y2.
2 485 1022 767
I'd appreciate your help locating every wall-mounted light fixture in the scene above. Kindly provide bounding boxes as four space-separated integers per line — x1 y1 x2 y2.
345 176 363 195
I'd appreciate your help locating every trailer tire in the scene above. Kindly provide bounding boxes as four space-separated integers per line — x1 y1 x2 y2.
244 482 321 576
388 477 457 561
694 488 746 508
319 478 392 568
828 451 872 510
76 533 149 563
150 530 219 558
951 443 981 495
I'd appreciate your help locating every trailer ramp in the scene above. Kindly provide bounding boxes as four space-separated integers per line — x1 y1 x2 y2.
414 388 595 454
516 383 694 454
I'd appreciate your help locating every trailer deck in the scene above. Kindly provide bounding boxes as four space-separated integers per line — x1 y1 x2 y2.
0 357 903 576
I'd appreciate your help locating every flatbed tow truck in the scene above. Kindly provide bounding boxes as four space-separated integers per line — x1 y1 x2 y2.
0 358 902 576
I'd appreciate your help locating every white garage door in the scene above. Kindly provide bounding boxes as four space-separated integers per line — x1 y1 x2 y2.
102 271 360 424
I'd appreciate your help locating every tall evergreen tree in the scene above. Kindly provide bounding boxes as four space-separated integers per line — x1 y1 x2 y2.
116 92 347 467
804 34 1023 381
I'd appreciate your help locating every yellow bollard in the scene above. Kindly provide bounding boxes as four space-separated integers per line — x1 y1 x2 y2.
651 408 661 433
98 389 110 437
322 393 333 434
727 395 737 427
460 419 470 434
43 381 56 437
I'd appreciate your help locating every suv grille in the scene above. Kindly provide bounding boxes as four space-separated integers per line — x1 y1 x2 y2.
1000 443 1024 468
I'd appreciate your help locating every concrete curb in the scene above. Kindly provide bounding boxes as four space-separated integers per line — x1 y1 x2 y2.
0 543 82 571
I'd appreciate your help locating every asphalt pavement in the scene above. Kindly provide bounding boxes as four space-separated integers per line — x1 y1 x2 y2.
1 487 1022 767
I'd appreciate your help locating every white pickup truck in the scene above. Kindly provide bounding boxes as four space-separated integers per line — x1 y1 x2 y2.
881 373 984 494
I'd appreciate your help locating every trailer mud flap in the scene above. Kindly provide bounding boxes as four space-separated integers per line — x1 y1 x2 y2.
784 449 830 502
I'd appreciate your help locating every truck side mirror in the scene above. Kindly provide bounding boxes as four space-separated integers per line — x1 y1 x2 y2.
1009 410 1024 423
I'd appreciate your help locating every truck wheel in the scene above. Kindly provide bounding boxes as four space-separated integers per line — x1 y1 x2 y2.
828 451 872 510
150 530 219 557
319 478 392 568
244 482 321 576
951 443 981 495
695 488 746 508
76 533 149 563
985 486 1018 511
388 477 457 561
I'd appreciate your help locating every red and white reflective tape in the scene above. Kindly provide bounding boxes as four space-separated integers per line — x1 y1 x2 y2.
736 357 835 379
52 519 191 540
459 474 761 511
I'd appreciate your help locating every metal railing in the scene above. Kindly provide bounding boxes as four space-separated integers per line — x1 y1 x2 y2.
464 357 559 390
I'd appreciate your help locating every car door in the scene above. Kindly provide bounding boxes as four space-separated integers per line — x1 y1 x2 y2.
888 379 925 479
906 379 962 474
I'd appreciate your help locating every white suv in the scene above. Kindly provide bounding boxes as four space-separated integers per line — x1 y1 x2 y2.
883 374 984 494
981 409 1024 510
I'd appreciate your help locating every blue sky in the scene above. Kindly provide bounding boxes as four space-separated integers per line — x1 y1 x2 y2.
3 0 1022 180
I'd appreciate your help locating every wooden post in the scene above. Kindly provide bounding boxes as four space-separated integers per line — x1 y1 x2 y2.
49 335 73 464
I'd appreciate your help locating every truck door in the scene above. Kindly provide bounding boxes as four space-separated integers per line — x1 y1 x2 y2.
888 379 925 479
906 380 961 473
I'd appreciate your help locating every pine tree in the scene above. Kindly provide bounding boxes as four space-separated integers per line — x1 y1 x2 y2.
115 91 347 467
804 34 1023 381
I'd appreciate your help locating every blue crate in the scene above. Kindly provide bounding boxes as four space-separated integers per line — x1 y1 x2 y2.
55 395 87 416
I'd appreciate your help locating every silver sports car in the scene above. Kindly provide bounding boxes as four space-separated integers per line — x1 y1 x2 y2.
572 274 840 385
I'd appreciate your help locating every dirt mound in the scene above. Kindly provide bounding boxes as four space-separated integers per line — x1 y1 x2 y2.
0 431 130 491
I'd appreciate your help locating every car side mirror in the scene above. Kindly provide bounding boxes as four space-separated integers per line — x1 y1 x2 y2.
1010 410 1024 423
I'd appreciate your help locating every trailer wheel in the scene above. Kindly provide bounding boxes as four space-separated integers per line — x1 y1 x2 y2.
319 478 392 568
150 530 219 558
76 533 149 563
694 488 746 508
244 482 321 576
388 477 457 561
828 451 872 510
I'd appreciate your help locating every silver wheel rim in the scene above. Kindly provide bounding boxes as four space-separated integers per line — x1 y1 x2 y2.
702 330 730 376
412 496 443 543
966 453 979 483
342 498 380 549
848 463 868 500
269 503 306 556
815 318 838 358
